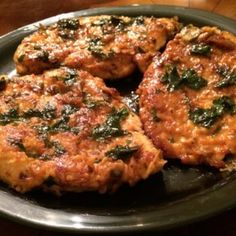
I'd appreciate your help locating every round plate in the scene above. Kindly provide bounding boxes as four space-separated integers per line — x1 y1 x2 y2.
0 5 236 233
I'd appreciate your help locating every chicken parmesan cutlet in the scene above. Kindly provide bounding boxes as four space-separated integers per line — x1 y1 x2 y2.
14 15 180 79
0 67 164 194
138 25 236 168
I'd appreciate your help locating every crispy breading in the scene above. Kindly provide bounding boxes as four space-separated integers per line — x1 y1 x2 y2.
0 67 164 193
138 25 236 168
14 15 180 79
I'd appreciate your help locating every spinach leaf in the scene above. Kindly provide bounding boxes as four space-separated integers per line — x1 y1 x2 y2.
190 43 212 56
161 65 207 92
105 145 139 160
0 108 21 125
92 107 129 140
215 67 236 88
182 69 208 90
189 96 236 128
57 18 79 30
161 65 181 92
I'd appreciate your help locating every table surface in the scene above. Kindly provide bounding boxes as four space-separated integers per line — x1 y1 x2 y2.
1 0 236 235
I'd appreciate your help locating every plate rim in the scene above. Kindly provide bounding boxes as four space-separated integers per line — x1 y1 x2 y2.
0 4 236 233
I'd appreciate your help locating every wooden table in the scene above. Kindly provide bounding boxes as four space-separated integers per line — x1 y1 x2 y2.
0 0 236 235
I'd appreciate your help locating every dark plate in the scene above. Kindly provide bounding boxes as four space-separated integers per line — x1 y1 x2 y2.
0 5 236 233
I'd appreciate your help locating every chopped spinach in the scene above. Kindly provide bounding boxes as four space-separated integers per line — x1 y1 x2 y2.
87 38 113 59
0 103 56 126
109 16 129 31
0 108 20 125
41 104 56 119
105 145 139 160
57 18 79 30
189 96 236 128
92 107 129 140
215 67 236 88
181 69 208 90
23 105 56 120
161 65 181 92
51 141 66 156
36 117 79 135
23 108 42 118
161 65 207 92
91 16 132 31
190 43 212 56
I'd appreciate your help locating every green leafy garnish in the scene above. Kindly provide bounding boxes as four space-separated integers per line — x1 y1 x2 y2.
161 65 207 92
189 96 236 128
0 103 56 126
87 38 113 59
109 16 129 31
51 141 66 156
41 104 56 119
57 18 79 30
215 67 236 88
161 65 181 92
181 69 208 90
0 108 21 125
105 145 139 160
190 43 212 56
92 107 129 140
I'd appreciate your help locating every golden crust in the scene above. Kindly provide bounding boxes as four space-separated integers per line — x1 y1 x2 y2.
138 25 236 168
13 15 180 79
0 67 164 193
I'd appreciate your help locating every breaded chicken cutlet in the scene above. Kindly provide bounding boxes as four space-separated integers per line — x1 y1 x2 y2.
0 67 164 194
138 25 236 168
14 15 180 79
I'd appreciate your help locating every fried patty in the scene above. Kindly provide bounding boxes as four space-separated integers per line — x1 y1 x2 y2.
0 67 164 194
138 25 236 168
13 15 180 79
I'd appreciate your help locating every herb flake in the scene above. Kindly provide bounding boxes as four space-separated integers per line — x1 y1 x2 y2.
105 145 139 160
189 96 236 128
92 107 129 140
190 43 212 56
215 67 236 88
